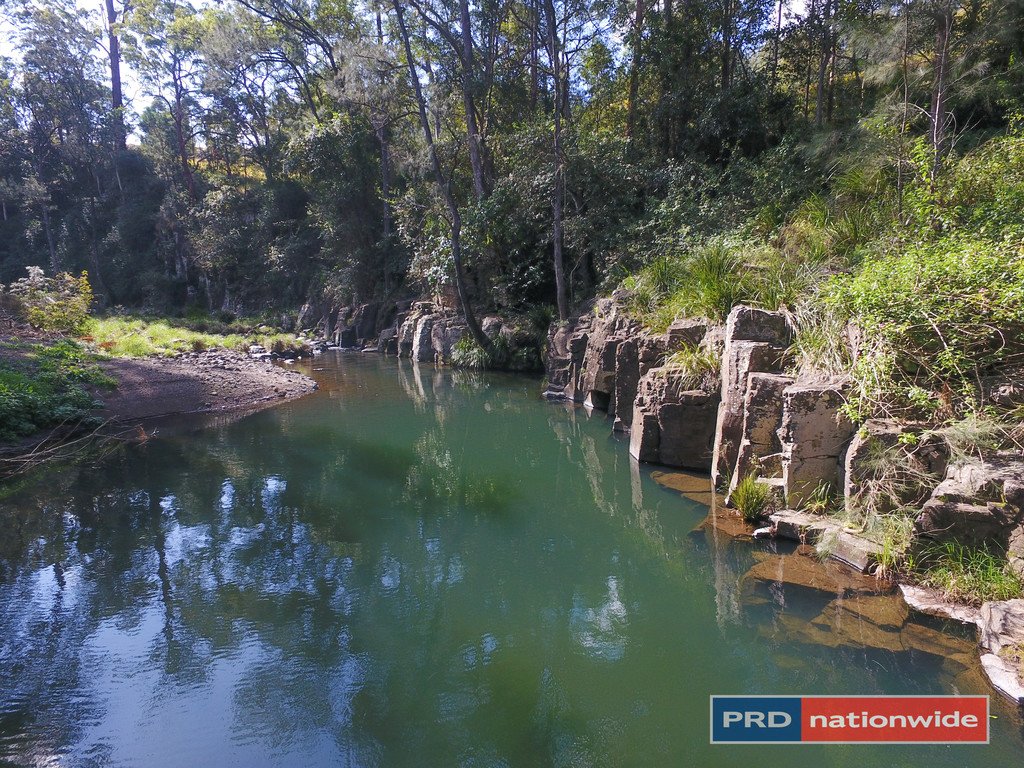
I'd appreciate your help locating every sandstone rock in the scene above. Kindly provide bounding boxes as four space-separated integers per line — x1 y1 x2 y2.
664 317 708 350
915 458 1024 550
900 621 977 658
613 339 639 431
397 313 418 357
1009 525 1024 579
726 305 792 346
651 469 720 507
482 315 503 339
351 302 381 342
843 420 947 517
711 338 788 485
830 594 909 630
767 510 882 573
769 509 834 543
430 316 466 363
629 367 719 469
543 314 593 401
898 584 982 626
979 653 1024 705
412 314 436 362
778 382 855 508
979 599 1024 655
730 373 792 494
807 601 906 651
740 553 888 600
377 326 399 355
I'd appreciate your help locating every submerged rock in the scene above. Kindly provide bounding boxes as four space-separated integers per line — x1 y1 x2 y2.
740 553 889 600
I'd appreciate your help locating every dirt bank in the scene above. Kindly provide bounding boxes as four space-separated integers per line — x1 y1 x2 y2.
98 350 317 422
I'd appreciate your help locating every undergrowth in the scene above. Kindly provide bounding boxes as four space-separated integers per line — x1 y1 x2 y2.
0 340 114 442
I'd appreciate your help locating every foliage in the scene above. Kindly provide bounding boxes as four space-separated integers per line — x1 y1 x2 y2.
6 267 94 334
0 340 112 442
84 316 306 358
662 345 721 392
914 541 1024 605
730 473 774 523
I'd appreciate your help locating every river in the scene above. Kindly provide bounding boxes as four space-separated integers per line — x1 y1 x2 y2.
0 352 1021 766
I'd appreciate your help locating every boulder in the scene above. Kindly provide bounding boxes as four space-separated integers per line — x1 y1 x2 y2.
411 314 436 362
777 382 855 508
711 338 788 486
629 366 719 470
915 458 1024 550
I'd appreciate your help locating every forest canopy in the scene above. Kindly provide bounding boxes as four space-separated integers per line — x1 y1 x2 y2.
0 0 1022 342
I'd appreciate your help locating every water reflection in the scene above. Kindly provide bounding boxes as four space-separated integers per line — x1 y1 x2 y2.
0 353 1021 766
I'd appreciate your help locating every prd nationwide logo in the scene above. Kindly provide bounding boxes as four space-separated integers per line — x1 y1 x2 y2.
710 695 989 744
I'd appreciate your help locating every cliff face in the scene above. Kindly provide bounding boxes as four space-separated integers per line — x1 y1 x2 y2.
543 298 859 509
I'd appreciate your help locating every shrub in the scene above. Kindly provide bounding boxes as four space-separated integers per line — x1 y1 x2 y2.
0 341 113 442
6 267 94 334
826 235 1024 417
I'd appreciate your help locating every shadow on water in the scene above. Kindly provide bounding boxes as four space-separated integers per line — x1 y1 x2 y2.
0 352 1021 766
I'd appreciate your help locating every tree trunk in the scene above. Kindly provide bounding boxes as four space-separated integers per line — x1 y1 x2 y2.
770 0 782 91
41 205 59 274
626 0 645 143
814 0 832 127
721 0 732 90
105 0 126 150
545 0 569 320
929 5 953 184
459 0 487 202
391 0 490 350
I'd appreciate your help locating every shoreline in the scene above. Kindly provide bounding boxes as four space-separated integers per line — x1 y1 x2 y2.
96 349 318 424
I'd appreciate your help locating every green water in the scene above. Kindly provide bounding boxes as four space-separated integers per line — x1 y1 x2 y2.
0 353 1020 767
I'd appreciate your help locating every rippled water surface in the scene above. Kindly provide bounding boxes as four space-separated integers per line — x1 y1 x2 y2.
1 353 1021 767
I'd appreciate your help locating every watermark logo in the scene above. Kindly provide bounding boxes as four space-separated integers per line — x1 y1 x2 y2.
710 695 989 744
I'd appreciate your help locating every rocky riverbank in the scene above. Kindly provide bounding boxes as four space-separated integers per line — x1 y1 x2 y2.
543 294 1024 705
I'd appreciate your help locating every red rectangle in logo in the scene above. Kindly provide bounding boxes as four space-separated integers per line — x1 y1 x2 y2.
802 696 988 743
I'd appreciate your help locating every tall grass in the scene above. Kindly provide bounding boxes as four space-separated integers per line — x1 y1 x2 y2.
915 540 1023 604
730 473 774 523
661 344 721 392
84 317 305 358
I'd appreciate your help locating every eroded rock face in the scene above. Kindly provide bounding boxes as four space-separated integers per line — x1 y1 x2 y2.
730 373 793 494
778 382 855 508
843 420 948 516
711 306 792 487
978 599 1024 704
411 314 436 362
915 458 1024 552
543 313 594 401
430 316 466 362
628 367 719 470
